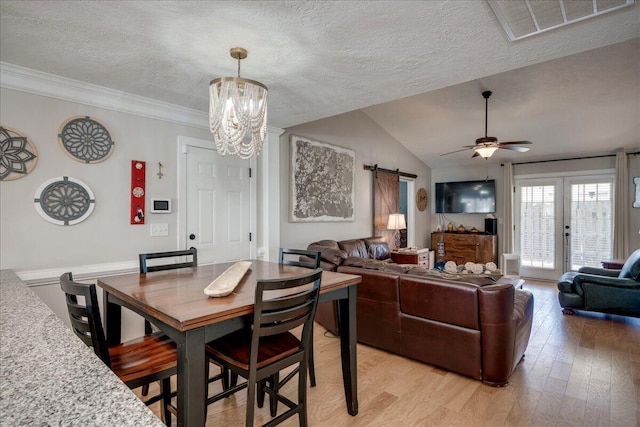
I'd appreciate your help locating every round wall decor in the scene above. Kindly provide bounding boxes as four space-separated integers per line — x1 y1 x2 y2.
416 188 428 211
34 176 95 225
0 126 38 181
58 116 114 163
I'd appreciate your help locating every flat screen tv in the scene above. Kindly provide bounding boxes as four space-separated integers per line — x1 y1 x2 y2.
435 179 496 214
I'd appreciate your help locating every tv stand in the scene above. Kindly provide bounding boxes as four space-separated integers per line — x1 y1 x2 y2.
431 232 498 265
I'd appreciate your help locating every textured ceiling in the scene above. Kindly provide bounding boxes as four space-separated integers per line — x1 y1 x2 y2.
0 1 639 168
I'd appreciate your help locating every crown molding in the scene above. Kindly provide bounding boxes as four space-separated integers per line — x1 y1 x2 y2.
0 61 209 129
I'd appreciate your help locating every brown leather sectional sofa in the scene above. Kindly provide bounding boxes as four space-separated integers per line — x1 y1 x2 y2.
305 237 534 386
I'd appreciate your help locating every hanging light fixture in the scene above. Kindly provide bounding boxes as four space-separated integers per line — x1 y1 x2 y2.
474 145 499 159
209 47 268 159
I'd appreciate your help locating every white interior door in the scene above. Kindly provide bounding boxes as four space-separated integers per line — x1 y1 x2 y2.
185 145 251 264
515 174 614 279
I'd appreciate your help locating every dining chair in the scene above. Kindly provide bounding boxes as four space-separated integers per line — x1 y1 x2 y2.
138 248 199 398
59 272 176 426
139 248 197 337
205 268 323 427
278 248 321 388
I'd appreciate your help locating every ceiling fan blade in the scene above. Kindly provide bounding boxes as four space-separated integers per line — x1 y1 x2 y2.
499 145 530 152
440 147 474 156
471 151 480 158
498 141 532 146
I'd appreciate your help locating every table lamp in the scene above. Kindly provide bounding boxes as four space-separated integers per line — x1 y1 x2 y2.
387 213 406 250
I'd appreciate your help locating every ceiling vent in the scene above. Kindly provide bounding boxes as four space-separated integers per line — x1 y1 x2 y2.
487 0 636 41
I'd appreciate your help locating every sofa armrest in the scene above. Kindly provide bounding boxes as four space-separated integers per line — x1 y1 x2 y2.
308 245 347 266
574 274 640 289
300 256 337 271
578 266 619 277
478 283 515 386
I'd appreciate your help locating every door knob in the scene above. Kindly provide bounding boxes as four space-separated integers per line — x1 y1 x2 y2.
189 234 196 240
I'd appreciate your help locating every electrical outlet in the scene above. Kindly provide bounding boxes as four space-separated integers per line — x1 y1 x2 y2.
150 223 169 237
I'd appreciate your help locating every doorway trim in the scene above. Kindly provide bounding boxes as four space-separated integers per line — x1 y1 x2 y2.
177 136 257 262
400 177 416 248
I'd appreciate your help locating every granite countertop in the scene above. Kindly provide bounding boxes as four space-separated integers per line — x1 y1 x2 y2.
0 270 164 426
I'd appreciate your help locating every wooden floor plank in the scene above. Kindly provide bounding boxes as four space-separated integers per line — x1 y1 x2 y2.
135 280 639 426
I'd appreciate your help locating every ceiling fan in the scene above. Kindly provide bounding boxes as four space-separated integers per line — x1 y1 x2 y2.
441 90 532 159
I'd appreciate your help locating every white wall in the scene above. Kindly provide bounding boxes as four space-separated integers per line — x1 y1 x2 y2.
431 154 640 259
0 88 212 275
280 110 431 250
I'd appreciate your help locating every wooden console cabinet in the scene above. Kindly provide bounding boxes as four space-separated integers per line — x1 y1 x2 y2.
431 232 498 265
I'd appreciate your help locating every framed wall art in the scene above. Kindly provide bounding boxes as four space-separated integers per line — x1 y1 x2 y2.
290 135 355 222
0 126 38 181
34 176 95 226
58 116 114 163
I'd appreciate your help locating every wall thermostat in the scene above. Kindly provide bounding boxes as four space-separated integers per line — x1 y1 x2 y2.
150 198 172 213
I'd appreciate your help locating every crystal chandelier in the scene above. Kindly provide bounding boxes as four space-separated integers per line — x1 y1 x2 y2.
209 47 268 159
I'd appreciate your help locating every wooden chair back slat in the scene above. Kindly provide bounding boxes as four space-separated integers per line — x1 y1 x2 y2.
278 248 321 269
251 268 322 354
59 272 111 367
139 248 198 274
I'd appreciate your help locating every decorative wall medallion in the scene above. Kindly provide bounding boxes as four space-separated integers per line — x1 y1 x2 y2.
416 188 428 211
0 126 38 181
34 176 95 225
58 116 114 163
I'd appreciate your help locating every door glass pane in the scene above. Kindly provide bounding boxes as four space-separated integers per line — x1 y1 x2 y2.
569 181 613 269
520 185 556 268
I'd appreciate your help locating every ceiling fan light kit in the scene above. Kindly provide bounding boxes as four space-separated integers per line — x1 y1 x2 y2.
441 90 532 159
209 47 268 159
475 145 499 159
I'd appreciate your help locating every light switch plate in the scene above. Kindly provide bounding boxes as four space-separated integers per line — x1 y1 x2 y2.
150 223 169 237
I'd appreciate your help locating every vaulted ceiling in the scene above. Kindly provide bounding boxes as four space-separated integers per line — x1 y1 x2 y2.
1 1 638 168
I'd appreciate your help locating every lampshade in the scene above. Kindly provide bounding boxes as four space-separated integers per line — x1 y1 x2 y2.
474 145 499 159
209 47 268 159
387 213 406 230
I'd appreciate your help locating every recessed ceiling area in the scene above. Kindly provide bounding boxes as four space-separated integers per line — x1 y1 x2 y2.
488 0 636 41
0 1 638 168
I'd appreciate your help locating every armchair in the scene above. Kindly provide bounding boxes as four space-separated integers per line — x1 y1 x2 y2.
557 249 640 317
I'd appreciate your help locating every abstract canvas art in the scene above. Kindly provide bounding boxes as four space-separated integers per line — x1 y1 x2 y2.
290 135 355 222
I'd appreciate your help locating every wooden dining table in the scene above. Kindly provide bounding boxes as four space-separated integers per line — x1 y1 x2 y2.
97 260 361 427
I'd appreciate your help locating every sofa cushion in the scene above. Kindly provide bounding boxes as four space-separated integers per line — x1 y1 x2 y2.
342 257 412 274
405 267 497 286
399 276 480 330
618 249 640 281
364 237 391 260
338 239 369 258
308 240 347 265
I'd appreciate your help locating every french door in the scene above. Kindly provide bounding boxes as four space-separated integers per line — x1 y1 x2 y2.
515 174 614 280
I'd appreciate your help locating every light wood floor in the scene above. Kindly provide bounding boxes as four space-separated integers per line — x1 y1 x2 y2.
140 280 640 426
